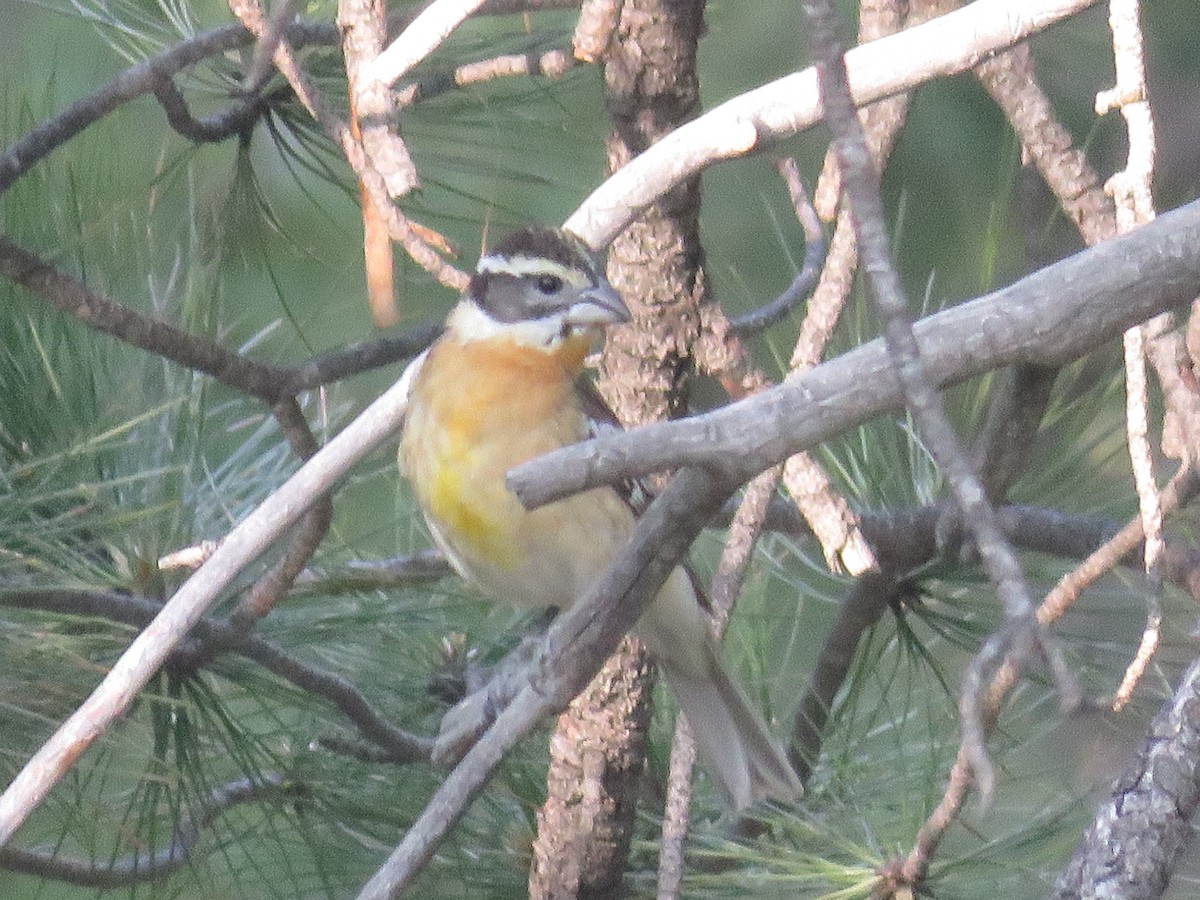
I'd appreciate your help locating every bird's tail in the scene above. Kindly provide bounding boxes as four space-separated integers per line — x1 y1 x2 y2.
658 645 802 810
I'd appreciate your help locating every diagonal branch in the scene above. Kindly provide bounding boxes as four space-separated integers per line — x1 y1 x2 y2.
510 199 1200 508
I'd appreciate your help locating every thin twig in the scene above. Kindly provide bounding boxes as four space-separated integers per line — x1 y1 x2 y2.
0 588 434 763
0 237 290 403
728 161 826 336
243 0 302 92
1100 0 1163 712
395 47 576 107
0 236 437 401
899 464 1198 890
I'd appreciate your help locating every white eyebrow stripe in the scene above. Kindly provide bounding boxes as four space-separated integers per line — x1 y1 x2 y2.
476 254 591 287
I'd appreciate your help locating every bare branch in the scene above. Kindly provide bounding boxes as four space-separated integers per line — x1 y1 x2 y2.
396 47 577 107
364 0 492 89
728 161 826 336
0 237 437 401
244 0 303 91
899 465 1199 891
152 76 274 143
1101 0 1164 713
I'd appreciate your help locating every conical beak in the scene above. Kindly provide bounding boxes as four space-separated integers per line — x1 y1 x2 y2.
565 280 631 328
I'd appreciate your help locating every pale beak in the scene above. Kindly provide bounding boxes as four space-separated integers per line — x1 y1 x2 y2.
564 280 631 328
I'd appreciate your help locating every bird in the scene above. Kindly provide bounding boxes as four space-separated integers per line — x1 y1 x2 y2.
398 225 801 810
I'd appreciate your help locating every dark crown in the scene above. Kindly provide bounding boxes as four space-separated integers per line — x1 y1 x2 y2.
486 226 595 273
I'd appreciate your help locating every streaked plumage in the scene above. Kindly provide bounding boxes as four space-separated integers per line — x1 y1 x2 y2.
399 226 801 809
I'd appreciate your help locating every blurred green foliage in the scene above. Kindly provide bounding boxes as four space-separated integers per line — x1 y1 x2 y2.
3 0 1200 897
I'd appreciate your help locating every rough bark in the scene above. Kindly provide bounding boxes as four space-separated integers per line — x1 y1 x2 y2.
528 1 707 896
529 640 656 898
1051 653 1200 899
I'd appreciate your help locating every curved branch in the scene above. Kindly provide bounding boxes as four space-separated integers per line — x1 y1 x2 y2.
0 20 335 194
728 163 826 335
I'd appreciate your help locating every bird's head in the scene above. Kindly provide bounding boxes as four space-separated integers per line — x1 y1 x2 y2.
444 227 630 351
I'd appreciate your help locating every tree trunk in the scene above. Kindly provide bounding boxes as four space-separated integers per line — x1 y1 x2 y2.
528 1 708 897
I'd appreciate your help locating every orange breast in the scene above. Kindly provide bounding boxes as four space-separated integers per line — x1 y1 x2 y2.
400 334 593 574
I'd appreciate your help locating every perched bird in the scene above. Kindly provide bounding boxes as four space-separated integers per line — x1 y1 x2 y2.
399 226 801 809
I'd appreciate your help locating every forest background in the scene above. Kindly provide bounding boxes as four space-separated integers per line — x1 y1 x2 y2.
4 0 1200 897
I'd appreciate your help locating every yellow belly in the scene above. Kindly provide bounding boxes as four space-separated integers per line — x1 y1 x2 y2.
400 334 632 609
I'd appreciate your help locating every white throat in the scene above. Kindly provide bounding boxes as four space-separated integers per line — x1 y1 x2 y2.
445 298 569 350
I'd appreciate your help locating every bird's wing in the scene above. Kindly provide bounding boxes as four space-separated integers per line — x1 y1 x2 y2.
573 374 654 516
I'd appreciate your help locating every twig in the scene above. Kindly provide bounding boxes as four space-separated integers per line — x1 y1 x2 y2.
899 464 1198 890
0 588 434 763
230 398 332 629
1100 0 1163 712
340 0 418 328
152 77 274 143
975 40 1116 247
0 237 437 402
728 161 826 336
395 47 576 106
0 775 297 887
243 0 302 92
970 365 1058 504
791 572 899 783
283 324 441 393
811 0 1080 802
0 237 290 403
0 21 330 195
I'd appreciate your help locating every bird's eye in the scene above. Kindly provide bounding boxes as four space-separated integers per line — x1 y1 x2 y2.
535 274 563 295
